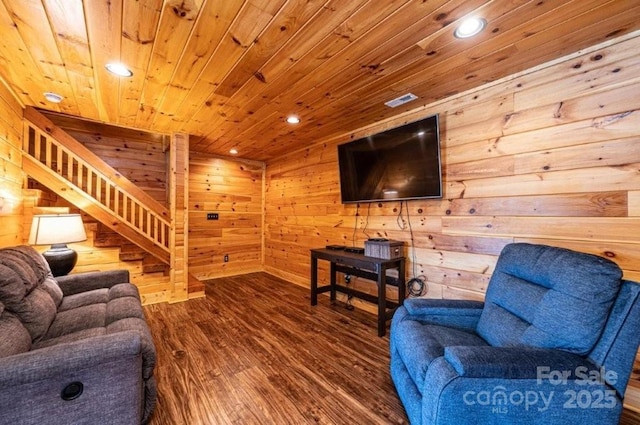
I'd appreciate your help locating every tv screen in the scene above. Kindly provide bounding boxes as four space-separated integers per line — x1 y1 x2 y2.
338 114 442 203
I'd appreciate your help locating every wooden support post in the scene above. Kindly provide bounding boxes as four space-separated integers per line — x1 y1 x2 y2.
169 133 189 303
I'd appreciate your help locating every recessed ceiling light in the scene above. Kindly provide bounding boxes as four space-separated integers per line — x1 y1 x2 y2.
105 62 133 77
229 148 238 155
454 17 487 39
286 115 300 124
43 92 63 103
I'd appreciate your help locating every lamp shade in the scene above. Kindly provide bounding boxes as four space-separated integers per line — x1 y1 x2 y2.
28 214 87 245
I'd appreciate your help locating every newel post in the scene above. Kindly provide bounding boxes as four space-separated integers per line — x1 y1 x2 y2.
168 133 189 302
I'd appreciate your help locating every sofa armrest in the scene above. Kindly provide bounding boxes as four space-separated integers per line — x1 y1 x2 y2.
403 298 484 331
0 331 141 386
0 331 144 424
444 346 598 380
56 270 130 296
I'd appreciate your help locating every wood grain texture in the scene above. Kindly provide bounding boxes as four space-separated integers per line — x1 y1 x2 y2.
21 189 175 305
1 2 640 160
144 272 640 424
145 272 408 425
188 153 264 280
23 107 169 220
21 144 172 264
41 110 169 205
169 133 189 302
0 79 24 246
263 33 640 405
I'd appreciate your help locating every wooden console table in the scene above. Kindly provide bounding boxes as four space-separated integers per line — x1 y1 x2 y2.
310 248 406 336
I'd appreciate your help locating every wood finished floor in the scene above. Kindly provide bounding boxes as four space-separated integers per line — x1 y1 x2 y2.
144 272 407 425
144 272 640 425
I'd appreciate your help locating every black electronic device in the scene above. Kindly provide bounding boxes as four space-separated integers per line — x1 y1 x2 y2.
326 245 346 250
368 238 389 242
344 247 365 254
337 114 442 203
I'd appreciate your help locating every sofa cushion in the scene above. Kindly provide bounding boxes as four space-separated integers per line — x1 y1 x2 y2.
12 285 57 342
58 288 109 311
0 302 32 357
0 246 48 294
477 243 622 355
40 276 63 308
0 264 58 342
392 318 487 393
0 245 61 304
46 304 107 339
36 316 156 381
32 327 106 349
58 283 141 312
42 283 148 346
0 246 63 341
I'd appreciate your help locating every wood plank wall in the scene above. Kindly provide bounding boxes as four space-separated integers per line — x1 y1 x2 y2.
265 32 640 297
189 153 264 280
41 111 169 205
22 114 173 304
0 82 24 246
263 33 640 404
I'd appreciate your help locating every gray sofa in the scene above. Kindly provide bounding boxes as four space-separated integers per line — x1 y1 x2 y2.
0 245 157 425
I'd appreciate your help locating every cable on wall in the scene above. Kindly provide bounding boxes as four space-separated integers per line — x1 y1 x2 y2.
344 274 354 310
404 200 427 297
362 202 372 239
352 203 360 247
396 201 407 230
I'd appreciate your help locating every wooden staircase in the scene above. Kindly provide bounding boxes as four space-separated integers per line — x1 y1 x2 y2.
22 107 171 265
94 224 169 274
21 107 204 301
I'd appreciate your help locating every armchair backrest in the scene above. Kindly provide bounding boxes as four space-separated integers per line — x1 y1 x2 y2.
588 279 640 397
476 243 622 355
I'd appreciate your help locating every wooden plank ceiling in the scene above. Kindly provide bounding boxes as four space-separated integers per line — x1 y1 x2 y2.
1 0 639 162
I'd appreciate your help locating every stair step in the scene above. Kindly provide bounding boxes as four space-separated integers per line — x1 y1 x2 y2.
119 243 145 261
93 234 126 248
142 255 169 273
26 182 59 205
25 109 171 278
120 251 145 262
142 265 167 274
188 274 206 296
96 222 112 232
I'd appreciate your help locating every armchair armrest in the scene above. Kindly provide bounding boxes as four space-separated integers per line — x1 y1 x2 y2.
403 298 484 331
56 270 130 296
418 346 622 424
444 346 598 381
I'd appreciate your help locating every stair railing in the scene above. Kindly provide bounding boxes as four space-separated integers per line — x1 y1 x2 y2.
22 107 171 261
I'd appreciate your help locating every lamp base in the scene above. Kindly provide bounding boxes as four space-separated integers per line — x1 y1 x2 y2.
43 244 78 277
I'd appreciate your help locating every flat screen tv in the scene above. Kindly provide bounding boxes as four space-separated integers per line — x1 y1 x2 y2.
338 114 442 203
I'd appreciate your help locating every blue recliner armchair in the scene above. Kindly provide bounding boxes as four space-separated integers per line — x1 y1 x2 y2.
390 243 640 424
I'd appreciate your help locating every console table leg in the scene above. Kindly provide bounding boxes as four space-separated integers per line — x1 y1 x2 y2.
311 255 318 305
378 265 386 337
330 262 337 301
309 248 405 337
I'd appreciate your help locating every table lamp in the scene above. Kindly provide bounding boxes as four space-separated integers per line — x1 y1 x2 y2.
28 214 87 277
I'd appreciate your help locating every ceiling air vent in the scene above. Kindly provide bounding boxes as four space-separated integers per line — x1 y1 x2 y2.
384 93 418 108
